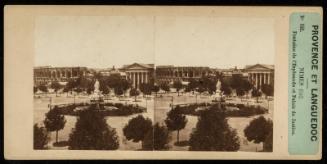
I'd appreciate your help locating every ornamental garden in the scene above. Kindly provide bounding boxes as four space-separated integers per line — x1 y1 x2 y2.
34 73 273 152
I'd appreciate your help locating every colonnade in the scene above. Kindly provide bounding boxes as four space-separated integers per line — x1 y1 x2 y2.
34 67 87 85
248 72 272 89
127 71 150 88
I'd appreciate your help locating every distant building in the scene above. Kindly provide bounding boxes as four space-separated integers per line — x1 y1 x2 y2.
34 66 89 86
120 63 155 89
243 64 274 89
219 66 246 78
155 65 213 84
98 66 127 79
34 63 274 90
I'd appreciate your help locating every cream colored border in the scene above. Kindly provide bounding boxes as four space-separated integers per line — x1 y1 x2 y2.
4 5 322 160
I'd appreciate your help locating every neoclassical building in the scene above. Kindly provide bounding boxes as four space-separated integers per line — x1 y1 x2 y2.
34 63 274 90
243 64 274 89
155 65 213 84
120 63 155 89
34 66 89 85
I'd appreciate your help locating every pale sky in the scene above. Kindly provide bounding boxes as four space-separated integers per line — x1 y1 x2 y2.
35 16 274 69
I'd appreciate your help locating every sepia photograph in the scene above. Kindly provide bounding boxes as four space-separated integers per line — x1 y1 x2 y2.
33 15 274 152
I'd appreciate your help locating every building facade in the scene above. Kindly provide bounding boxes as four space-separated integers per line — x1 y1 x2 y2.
243 64 274 89
34 63 274 90
120 63 155 89
34 66 89 86
155 65 213 84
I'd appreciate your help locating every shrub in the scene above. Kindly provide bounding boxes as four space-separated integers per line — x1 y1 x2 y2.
244 116 273 151
55 102 146 116
172 102 267 117
68 108 119 150
142 123 170 150
165 106 187 143
34 124 49 149
44 106 66 144
189 104 240 151
123 115 152 148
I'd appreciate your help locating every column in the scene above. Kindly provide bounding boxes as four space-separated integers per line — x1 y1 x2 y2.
263 73 266 84
137 72 140 88
255 73 259 88
267 73 270 85
136 72 138 88
145 72 148 83
259 73 262 89
141 72 144 84
133 72 136 88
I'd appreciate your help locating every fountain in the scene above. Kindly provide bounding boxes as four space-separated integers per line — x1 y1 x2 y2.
216 79 222 97
50 79 145 116
90 79 104 104
213 79 224 102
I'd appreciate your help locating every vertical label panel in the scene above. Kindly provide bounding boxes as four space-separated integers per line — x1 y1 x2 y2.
288 13 321 155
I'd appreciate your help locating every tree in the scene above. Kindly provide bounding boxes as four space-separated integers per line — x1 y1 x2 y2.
229 75 253 98
189 104 240 151
252 88 262 103
173 81 183 96
74 87 83 94
139 83 152 97
242 79 253 94
65 79 76 94
230 74 243 90
114 87 124 96
263 131 273 152
152 85 160 97
204 77 217 95
99 79 110 95
123 115 152 148
78 77 93 92
160 83 170 93
34 124 49 149
38 85 48 94
86 81 95 94
244 116 273 151
236 88 245 97
68 105 119 150
129 88 140 102
187 79 199 94
34 86 38 94
120 79 131 96
220 81 232 96
261 84 274 98
44 106 66 144
142 123 170 150
165 106 187 143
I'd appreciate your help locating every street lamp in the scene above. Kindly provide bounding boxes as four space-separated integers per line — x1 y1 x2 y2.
195 94 198 104
74 93 76 105
267 98 270 114
48 97 52 110
145 96 148 109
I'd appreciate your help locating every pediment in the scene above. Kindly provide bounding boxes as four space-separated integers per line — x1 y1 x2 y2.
245 64 273 71
123 63 152 70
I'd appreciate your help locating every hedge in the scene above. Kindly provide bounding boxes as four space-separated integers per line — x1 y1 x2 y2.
173 102 268 117
52 102 146 116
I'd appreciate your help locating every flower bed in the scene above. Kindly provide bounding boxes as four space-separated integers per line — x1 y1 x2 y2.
173 102 268 117
53 102 146 116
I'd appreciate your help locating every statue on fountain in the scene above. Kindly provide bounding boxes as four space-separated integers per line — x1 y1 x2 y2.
213 79 224 102
90 79 104 103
